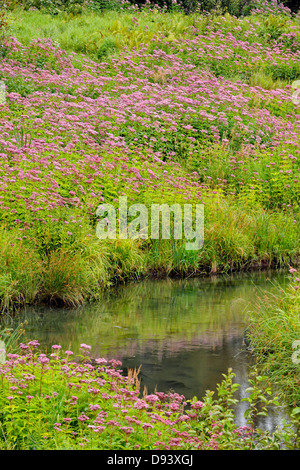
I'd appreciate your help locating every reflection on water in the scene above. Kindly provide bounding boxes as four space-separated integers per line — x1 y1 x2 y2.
7 270 291 430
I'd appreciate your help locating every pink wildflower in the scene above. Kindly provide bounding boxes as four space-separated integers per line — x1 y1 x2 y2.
78 414 89 422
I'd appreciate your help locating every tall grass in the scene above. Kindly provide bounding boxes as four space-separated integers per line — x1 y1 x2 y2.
0 229 42 312
9 8 194 58
0 197 299 314
246 271 300 407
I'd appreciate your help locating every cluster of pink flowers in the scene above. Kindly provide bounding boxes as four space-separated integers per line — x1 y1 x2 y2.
0 339 250 449
289 266 300 290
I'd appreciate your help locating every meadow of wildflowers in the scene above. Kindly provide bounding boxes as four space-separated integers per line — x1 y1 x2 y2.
0 0 299 450
0 3 300 311
0 339 299 450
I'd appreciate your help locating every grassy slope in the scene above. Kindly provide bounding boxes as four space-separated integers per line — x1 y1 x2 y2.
0 7 300 313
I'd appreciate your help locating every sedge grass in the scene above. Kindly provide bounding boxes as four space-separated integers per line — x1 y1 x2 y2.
246 274 300 407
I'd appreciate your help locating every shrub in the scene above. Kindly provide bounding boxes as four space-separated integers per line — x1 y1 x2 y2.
16 0 86 15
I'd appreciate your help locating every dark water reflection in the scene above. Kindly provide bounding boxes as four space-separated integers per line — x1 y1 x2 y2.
9 270 291 430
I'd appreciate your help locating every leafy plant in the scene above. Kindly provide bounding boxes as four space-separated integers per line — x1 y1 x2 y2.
0 341 298 450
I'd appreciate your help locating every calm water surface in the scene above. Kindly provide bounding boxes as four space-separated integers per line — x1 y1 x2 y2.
10 270 290 430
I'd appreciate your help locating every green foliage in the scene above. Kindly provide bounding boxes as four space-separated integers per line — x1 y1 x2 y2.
265 61 300 82
96 37 117 60
0 229 43 312
19 0 86 15
247 272 300 407
0 342 298 449
88 0 124 12
0 5 299 446
41 0 86 16
0 1 12 47
0 75 40 97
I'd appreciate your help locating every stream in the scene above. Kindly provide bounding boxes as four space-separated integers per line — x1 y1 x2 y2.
7 269 291 431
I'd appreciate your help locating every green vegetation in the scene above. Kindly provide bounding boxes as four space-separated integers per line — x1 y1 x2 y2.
247 268 300 407
0 341 299 450
0 4 300 312
0 0 300 449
